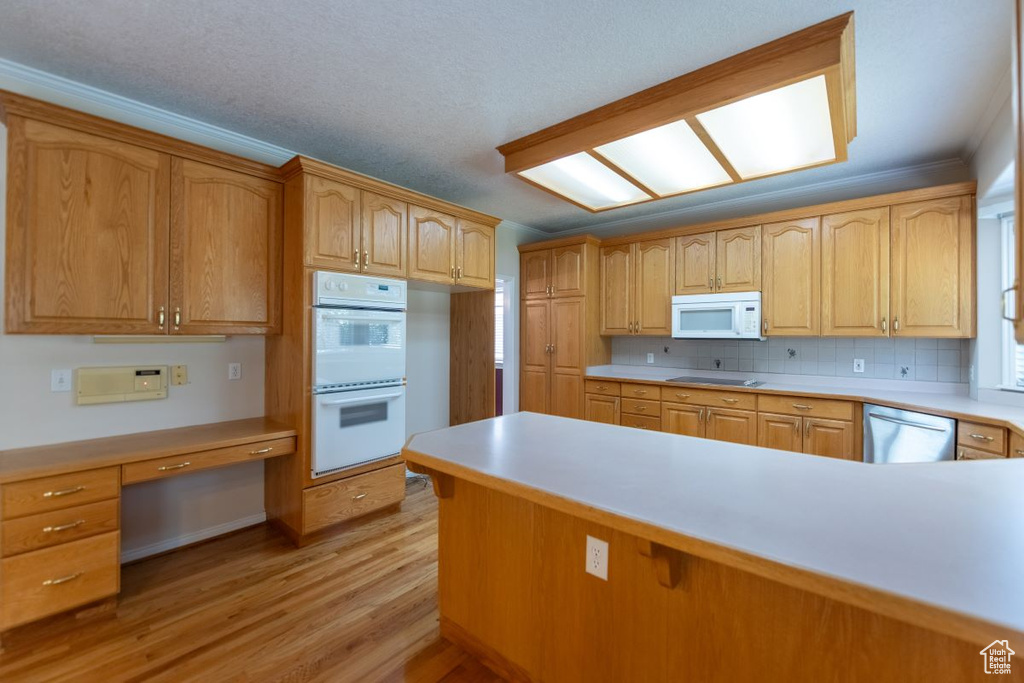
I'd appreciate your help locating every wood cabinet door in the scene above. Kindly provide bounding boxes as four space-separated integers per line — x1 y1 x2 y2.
600 244 634 335
584 394 620 424
674 232 716 295
890 196 974 337
705 408 757 445
757 413 803 452
762 218 820 336
551 298 584 418
552 245 586 297
520 300 550 413
821 208 890 336
5 117 170 334
170 158 281 334
455 219 494 289
304 175 360 271
360 191 406 277
716 226 761 292
662 404 705 438
522 250 552 300
803 418 855 460
408 205 456 285
634 239 674 335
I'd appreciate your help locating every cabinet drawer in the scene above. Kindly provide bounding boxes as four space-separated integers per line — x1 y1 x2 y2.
758 395 854 420
584 380 620 396
620 414 661 431
660 387 757 411
621 383 658 399
957 422 1006 456
2 499 119 556
621 398 660 416
2 468 119 520
122 437 296 484
303 464 406 534
956 445 1006 461
1011 431 1024 458
1 531 119 630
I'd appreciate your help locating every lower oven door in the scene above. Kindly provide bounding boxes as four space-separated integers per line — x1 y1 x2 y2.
312 385 406 478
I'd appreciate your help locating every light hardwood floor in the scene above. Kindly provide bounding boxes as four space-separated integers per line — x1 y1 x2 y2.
0 478 501 682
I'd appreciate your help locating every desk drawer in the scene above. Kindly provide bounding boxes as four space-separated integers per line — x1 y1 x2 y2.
1011 431 1024 458
2 499 119 556
621 398 660 416
122 436 296 484
1 531 119 630
620 413 661 431
758 395 854 421
584 380 620 396
661 387 757 411
957 422 1006 456
303 464 406 534
2 468 119 520
621 383 658 400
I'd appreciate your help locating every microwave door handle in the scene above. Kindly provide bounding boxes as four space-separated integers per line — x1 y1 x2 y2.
319 392 404 406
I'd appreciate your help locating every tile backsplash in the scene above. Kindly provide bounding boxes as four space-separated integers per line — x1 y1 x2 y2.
611 336 972 383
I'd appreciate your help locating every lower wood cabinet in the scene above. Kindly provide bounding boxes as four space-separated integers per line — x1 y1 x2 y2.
302 464 406 535
757 412 856 460
620 413 661 431
662 403 705 438
584 394 620 425
704 408 757 445
521 298 587 419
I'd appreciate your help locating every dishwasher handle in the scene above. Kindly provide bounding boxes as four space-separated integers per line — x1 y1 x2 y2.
867 412 948 432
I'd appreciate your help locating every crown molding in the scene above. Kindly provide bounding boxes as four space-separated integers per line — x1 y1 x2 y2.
0 58 294 165
963 64 1012 165
544 157 970 239
496 219 548 239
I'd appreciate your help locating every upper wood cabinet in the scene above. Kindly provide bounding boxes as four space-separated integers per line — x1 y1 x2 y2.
890 196 974 337
601 239 673 335
408 205 456 285
762 218 820 336
522 244 586 299
304 175 360 271
5 118 170 334
455 219 495 289
171 159 282 334
361 191 407 278
716 226 761 292
821 208 890 337
674 233 716 295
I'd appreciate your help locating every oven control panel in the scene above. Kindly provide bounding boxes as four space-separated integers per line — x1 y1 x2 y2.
314 271 407 309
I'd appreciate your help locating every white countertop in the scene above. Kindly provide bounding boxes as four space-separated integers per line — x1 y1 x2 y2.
405 412 1024 640
587 364 1024 432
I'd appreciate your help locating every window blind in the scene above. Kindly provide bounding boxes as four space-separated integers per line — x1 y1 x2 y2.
495 284 504 365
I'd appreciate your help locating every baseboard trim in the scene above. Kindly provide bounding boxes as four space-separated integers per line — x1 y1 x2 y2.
119 512 267 564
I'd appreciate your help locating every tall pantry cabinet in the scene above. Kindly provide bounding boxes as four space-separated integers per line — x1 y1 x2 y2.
519 237 610 418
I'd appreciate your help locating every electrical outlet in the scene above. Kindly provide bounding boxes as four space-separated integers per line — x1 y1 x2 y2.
853 358 865 373
646 352 655 364
51 368 72 392
171 365 188 386
585 535 608 580
228 363 242 381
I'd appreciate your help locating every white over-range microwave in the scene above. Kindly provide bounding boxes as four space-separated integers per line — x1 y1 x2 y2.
671 292 764 340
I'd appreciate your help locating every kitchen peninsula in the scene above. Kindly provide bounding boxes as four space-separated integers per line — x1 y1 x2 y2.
404 413 1024 682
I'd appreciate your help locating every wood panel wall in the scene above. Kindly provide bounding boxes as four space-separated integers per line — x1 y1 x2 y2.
449 290 496 426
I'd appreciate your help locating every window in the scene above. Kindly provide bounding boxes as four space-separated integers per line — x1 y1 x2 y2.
494 282 504 366
1001 215 1024 389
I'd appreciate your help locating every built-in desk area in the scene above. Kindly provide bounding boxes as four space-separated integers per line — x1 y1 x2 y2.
0 418 296 637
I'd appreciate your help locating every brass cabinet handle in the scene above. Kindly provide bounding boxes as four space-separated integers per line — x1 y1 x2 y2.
1001 284 1020 322
893 317 900 333
636 320 642 334
596 385 607 390
792 404 812 411
550 344 556 353
43 486 84 498
628 322 634 333
633 389 647 395
805 422 811 438
157 461 191 471
43 519 85 533
708 278 713 290
43 573 82 587
363 250 369 267
353 492 367 500
721 398 739 404
1015 449 1024 456
249 447 273 455
716 277 722 290
881 316 887 333
675 393 690 399
636 405 647 412
354 249 360 265
450 267 455 280
173 307 181 330
158 306 166 330
763 319 768 334
969 433 995 442
698 408 705 422
457 266 463 279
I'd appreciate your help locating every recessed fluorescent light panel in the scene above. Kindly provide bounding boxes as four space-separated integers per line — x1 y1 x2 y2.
696 75 836 179
594 119 733 196
518 153 651 210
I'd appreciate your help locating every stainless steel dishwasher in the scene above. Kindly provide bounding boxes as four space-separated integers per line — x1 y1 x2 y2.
863 403 956 463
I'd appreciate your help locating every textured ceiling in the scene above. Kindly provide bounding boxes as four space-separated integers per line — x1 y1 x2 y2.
0 0 1010 233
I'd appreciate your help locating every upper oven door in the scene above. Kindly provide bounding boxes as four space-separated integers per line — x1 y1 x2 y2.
314 306 406 388
672 301 743 338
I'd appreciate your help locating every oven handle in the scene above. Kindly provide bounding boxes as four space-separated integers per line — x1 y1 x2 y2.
319 392 404 407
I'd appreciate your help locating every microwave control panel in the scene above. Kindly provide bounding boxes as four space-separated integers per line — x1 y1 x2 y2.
742 306 759 334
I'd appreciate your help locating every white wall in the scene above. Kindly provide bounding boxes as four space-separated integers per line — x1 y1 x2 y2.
0 121 269 561
495 222 545 413
405 287 450 436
